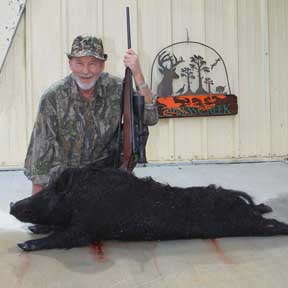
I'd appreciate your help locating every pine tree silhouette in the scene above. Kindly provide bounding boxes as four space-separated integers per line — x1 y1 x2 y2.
204 77 214 93
180 64 195 95
190 55 210 94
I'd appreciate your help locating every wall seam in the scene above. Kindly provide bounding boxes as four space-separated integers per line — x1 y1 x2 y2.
203 0 208 160
235 0 241 158
170 0 175 161
261 0 272 156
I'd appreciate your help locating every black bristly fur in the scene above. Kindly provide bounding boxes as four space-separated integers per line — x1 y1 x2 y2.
10 167 288 251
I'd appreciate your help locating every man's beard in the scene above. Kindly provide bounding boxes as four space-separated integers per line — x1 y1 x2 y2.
72 74 98 90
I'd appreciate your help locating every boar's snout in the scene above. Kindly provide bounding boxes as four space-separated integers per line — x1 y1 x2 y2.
9 201 17 215
9 199 33 222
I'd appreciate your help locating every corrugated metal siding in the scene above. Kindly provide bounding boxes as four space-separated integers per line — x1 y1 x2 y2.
0 0 25 73
172 0 206 162
269 0 288 156
0 16 26 167
0 0 287 168
237 0 268 157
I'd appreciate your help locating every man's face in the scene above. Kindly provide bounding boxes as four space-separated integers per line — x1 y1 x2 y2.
69 56 105 90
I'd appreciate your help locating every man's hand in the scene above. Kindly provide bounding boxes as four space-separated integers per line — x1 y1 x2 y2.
123 49 142 78
32 183 43 195
123 49 153 104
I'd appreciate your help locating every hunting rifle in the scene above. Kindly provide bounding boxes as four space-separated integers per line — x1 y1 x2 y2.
118 6 146 172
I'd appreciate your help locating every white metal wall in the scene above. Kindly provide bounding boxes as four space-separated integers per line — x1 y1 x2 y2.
0 0 287 168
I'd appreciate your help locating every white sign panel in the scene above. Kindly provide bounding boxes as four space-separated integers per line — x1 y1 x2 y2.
0 0 25 73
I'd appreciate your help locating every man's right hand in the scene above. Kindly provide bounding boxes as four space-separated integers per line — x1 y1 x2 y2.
32 183 43 195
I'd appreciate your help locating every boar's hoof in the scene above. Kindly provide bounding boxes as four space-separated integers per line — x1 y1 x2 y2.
28 224 54 234
17 241 39 252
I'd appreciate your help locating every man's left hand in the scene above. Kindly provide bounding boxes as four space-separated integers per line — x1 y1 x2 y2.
123 49 143 78
123 49 153 104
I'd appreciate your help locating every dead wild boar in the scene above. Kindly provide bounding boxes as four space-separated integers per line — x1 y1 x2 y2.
10 167 288 251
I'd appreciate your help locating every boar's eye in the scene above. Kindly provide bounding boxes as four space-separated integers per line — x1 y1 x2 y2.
54 179 67 193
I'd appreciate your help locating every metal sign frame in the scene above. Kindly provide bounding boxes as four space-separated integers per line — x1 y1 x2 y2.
150 41 238 118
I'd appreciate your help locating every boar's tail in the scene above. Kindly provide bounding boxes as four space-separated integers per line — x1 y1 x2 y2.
231 189 272 215
209 185 273 215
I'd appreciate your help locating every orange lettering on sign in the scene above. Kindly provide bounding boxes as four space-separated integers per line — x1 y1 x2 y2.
157 94 227 115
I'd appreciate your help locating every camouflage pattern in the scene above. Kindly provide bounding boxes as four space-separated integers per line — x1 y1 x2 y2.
67 35 108 61
24 73 158 186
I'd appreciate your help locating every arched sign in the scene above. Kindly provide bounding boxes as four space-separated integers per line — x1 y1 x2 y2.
150 41 238 118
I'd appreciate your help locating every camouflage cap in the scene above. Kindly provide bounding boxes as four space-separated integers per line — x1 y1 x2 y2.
67 35 108 61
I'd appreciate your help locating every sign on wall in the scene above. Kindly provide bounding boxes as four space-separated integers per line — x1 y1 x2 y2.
0 0 25 73
150 41 238 118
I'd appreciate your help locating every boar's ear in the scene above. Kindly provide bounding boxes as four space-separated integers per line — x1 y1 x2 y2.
54 168 75 194
47 193 63 211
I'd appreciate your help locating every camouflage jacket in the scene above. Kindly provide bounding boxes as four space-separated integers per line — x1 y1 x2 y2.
24 73 158 186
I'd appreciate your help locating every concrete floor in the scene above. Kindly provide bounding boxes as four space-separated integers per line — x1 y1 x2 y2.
1 161 288 288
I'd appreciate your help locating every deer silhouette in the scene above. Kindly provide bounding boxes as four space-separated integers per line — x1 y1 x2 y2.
157 51 184 97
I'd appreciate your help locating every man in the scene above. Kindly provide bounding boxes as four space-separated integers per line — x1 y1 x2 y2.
24 35 158 195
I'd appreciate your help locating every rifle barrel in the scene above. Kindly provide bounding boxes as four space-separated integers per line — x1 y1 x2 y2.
126 7 131 49
126 6 136 154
